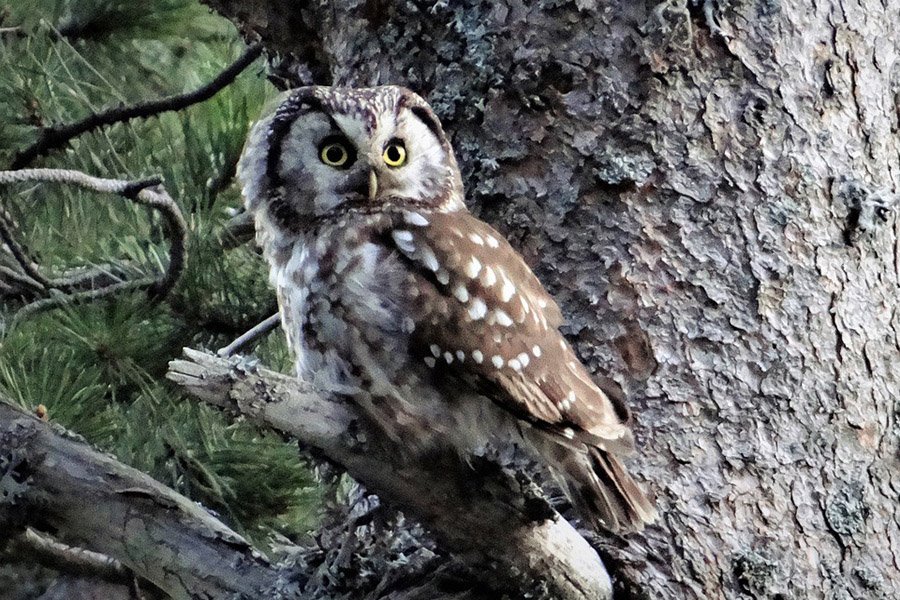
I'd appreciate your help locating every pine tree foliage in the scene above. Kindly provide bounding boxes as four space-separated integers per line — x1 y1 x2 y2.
0 0 320 551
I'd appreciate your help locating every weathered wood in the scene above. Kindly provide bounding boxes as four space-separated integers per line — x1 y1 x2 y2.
0 400 295 600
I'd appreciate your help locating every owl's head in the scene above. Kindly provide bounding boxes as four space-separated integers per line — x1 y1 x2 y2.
238 85 465 228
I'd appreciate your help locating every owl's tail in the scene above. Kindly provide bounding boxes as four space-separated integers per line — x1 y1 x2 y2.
553 443 657 534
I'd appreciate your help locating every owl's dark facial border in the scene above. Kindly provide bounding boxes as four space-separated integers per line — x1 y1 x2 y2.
408 105 446 145
265 93 329 190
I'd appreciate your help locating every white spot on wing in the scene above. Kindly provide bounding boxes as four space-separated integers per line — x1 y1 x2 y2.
486 235 500 248
465 256 482 278
509 358 521 371
436 269 450 285
468 298 487 320
430 344 441 357
456 350 465 361
482 267 497 287
424 357 436 368
567 390 577 403
404 211 429 226
494 310 513 327
517 352 530 367
500 277 515 302
444 351 454 364
420 246 440 271
392 230 416 254
472 350 484 364
492 355 504 368
533 345 542 357
469 233 484 245
453 284 469 303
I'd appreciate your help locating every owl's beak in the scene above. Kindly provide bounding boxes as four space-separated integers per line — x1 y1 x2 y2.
368 170 378 201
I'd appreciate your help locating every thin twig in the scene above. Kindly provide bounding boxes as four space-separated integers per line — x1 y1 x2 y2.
0 168 187 319
10 44 263 169
217 312 280 357
0 208 49 289
220 209 256 249
49 262 133 292
12 278 155 324
0 264 45 294
6 528 132 584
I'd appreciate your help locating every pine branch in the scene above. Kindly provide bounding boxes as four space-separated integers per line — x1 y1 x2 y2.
168 349 614 600
9 44 264 169
0 168 187 320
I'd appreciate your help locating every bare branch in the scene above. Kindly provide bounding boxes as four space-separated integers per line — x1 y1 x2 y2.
0 208 49 290
0 400 298 599
220 209 256 249
9 44 263 169
4 528 133 585
168 349 614 600
217 312 280 356
0 168 187 318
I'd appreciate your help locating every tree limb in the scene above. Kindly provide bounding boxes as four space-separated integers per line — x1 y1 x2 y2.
0 400 298 600
9 44 263 169
168 348 614 600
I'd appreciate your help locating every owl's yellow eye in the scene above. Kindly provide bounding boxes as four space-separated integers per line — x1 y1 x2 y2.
382 141 407 167
320 141 351 167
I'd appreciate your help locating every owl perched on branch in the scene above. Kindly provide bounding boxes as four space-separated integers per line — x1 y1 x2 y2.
238 85 656 533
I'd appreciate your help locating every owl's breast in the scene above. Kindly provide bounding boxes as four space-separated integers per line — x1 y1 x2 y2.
269 220 416 391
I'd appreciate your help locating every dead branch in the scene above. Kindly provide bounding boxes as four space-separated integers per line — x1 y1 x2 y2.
0 400 298 600
4 528 133 586
168 348 614 600
0 207 49 291
0 168 186 319
217 312 280 356
220 208 256 249
9 44 263 169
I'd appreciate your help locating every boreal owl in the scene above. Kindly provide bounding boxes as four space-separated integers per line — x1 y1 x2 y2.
237 85 656 533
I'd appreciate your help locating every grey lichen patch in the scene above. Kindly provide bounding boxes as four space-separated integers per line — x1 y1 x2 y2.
731 549 782 598
824 480 868 537
0 448 32 508
832 176 898 246
0 420 40 531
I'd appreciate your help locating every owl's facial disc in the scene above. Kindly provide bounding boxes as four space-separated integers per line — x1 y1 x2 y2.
243 86 467 227
328 106 454 206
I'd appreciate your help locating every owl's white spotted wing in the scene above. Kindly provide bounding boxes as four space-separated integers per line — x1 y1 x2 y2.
386 208 634 454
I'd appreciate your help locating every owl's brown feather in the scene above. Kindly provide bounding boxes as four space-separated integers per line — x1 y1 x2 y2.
384 207 655 531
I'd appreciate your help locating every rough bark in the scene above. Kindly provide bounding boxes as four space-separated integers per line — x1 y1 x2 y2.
203 1 900 598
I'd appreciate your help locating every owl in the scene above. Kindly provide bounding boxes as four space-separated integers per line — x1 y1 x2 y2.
237 85 656 533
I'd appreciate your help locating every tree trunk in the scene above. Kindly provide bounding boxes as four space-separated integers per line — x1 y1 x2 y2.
205 1 900 597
